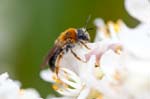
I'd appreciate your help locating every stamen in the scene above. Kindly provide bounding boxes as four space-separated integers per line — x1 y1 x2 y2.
114 22 120 33
55 78 61 83
94 67 104 80
108 44 123 54
52 84 59 90
52 67 83 95
107 20 121 35
114 45 123 54
104 25 111 38
52 75 57 81
87 89 103 99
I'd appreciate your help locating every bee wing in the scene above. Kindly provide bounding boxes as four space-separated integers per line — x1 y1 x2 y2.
41 44 61 68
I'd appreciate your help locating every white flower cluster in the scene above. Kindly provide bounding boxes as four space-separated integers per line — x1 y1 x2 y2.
1 0 150 99
40 0 150 99
0 73 42 99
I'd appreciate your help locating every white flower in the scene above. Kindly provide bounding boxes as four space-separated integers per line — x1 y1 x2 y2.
41 0 150 98
124 0 150 60
40 57 91 99
0 72 42 99
95 18 150 59
40 41 123 99
94 8 150 99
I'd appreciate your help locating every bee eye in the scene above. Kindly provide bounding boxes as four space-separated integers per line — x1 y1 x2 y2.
77 29 90 41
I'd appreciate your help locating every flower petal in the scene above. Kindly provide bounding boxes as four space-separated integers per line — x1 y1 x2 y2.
125 0 150 23
40 69 55 83
119 24 150 59
0 73 42 99
77 87 90 99
19 88 41 99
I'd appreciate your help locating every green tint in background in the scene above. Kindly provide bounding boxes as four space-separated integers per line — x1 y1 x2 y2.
0 0 138 98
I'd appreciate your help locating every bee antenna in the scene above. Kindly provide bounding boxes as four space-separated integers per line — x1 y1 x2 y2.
84 14 92 30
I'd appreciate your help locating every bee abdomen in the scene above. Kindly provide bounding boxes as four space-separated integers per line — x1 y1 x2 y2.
48 49 62 71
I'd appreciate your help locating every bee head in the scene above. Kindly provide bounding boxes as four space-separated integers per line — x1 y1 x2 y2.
77 28 90 42
76 15 92 42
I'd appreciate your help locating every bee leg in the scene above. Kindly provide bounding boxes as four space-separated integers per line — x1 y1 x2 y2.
79 40 90 50
55 51 64 77
70 48 86 63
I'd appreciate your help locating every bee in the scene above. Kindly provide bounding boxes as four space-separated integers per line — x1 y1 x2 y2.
42 16 92 74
